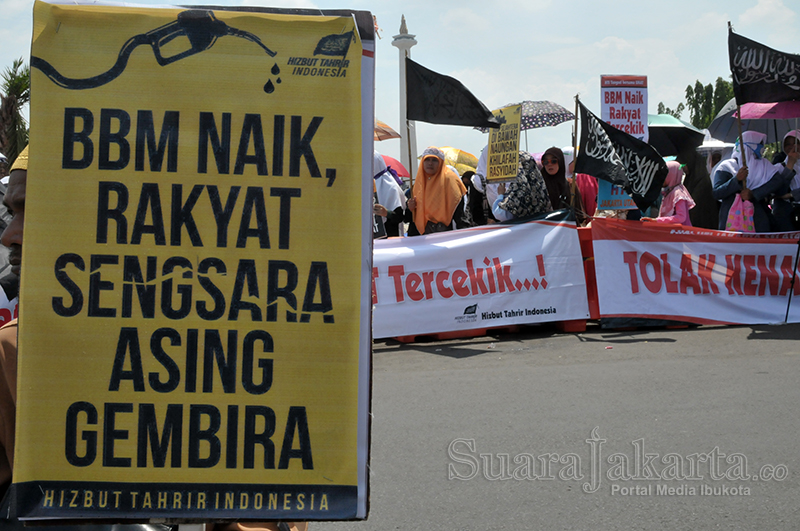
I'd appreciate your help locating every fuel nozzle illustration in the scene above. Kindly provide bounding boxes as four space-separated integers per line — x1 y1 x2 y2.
32 10 277 90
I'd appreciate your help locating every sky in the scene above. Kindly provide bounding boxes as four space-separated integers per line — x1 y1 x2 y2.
0 0 798 169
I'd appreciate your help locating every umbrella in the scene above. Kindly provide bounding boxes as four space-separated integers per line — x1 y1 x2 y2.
476 100 574 151
737 101 800 120
439 146 478 176
374 120 401 141
476 100 575 133
646 114 705 157
696 131 735 154
381 155 410 178
708 97 800 144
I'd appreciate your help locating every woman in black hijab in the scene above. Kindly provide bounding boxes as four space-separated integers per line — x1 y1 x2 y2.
540 146 571 210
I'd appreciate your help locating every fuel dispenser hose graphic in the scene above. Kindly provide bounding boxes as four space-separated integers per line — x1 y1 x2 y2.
31 10 276 90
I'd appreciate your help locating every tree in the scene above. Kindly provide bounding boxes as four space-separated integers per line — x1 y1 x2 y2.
713 77 734 116
684 77 734 129
701 83 714 126
685 80 706 128
0 58 30 165
657 101 685 119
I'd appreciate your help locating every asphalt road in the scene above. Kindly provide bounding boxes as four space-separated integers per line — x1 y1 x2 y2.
316 322 800 530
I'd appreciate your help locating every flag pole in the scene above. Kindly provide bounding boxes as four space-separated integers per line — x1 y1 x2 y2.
729 23 748 174
736 104 747 169
736 103 749 205
784 237 800 323
406 121 414 190
573 96 579 163
570 95 582 224
404 121 417 234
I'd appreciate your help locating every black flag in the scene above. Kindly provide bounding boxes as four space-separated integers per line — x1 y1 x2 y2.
314 31 354 57
574 101 667 211
406 58 499 128
728 28 800 104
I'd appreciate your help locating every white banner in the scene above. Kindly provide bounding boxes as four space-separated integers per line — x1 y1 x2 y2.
592 218 800 324
372 215 590 338
600 75 648 141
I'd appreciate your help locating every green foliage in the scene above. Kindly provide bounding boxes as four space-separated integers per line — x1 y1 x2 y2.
701 84 714 125
0 58 31 164
763 143 779 162
685 81 702 127
713 77 734 116
684 77 733 129
657 101 685 119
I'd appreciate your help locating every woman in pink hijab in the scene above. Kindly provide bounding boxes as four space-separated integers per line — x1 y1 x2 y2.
642 161 695 225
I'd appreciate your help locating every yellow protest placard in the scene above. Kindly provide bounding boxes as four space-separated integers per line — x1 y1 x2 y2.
486 104 521 181
15 0 373 522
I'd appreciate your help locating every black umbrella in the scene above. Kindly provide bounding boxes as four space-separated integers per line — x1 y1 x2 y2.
647 114 705 157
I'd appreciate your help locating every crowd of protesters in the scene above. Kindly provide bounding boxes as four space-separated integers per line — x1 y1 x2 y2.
374 127 800 238
374 142 626 236
711 130 800 232
374 144 597 236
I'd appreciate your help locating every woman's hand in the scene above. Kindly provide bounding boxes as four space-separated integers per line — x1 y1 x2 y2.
497 183 506 195
736 167 748 182
740 187 753 201
373 204 388 217
407 196 417 211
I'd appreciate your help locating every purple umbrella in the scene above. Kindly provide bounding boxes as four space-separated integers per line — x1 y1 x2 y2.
737 101 800 120
708 97 800 144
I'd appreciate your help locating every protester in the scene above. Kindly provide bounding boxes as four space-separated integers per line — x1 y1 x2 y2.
461 170 487 226
573 173 598 218
406 146 468 234
0 168 15 297
446 162 471 226
707 150 725 179
373 150 406 237
540 147 571 210
712 130 798 232
562 147 576 181
491 151 552 221
0 145 25 498
642 161 695 225
563 148 598 219
770 130 800 231
471 146 499 224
